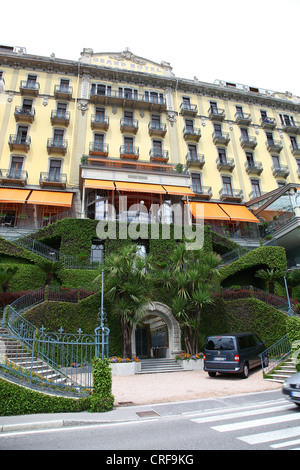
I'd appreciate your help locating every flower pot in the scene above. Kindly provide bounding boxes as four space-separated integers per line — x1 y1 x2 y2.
109 361 141 376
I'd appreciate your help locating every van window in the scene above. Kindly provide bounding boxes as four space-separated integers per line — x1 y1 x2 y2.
206 337 234 351
238 335 256 349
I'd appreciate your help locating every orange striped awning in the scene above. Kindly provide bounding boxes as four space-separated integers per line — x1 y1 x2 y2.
188 202 230 220
85 179 115 190
0 188 31 203
27 191 73 207
219 204 259 223
163 185 195 196
114 181 166 194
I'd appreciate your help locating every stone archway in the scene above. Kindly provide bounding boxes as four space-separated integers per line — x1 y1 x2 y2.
132 302 181 359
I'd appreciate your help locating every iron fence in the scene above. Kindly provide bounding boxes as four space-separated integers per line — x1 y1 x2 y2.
259 334 291 375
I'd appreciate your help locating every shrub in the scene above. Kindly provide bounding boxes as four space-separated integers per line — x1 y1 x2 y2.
90 357 114 412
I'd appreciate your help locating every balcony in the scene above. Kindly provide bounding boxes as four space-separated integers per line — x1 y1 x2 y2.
47 138 68 155
91 115 109 131
90 88 166 111
249 190 264 199
120 118 139 134
216 157 235 172
50 110 70 126
208 107 225 121
281 121 300 135
9 134 31 152
240 135 257 150
0 169 28 186
291 144 300 156
219 188 243 202
19 80 40 97
180 102 198 116
148 122 167 137
119 145 139 160
39 172 67 188
183 126 201 142
192 186 212 199
235 112 252 126
89 142 109 157
245 160 263 175
260 117 276 129
266 139 283 153
54 84 73 100
212 131 230 146
186 153 205 169
149 149 169 163
272 164 290 178
14 106 35 123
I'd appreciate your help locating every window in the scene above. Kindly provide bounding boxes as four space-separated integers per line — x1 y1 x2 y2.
214 123 222 136
191 173 202 193
22 99 33 113
151 114 161 129
218 148 227 163
56 102 67 118
152 140 162 157
90 240 104 265
185 119 194 132
240 128 249 140
296 158 300 169
59 79 70 92
266 132 274 144
124 136 134 152
182 96 191 110
272 155 280 168
209 101 218 113
222 176 233 195
246 152 255 167
91 83 111 96
251 179 261 198
290 136 298 150
279 114 295 127
188 144 198 160
53 129 64 146
16 126 28 143
10 156 24 178
27 74 37 88
124 110 133 125
236 106 244 118
145 91 164 103
95 107 105 123
94 133 104 151
49 160 61 182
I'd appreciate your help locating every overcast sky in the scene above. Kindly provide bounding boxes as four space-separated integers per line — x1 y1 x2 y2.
3 0 300 96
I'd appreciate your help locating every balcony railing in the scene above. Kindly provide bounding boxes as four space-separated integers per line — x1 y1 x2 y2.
216 157 235 171
281 121 300 134
91 115 109 130
120 145 139 159
260 117 276 129
90 88 166 110
0 169 28 185
50 110 70 126
240 135 257 149
271 164 290 178
120 118 139 134
192 185 212 199
212 131 230 146
19 80 40 96
149 149 169 162
9 134 31 152
180 103 198 116
89 142 109 156
186 153 205 169
219 188 243 201
183 126 201 142
235 112 252 126
208 107 225 121
14 106 35 123
245 160 263 175
81 156 177 174
266 139 283 153
290 144 300 156
39 172 67 188
54 84 73 100
47 138 68 155
148 122 167 137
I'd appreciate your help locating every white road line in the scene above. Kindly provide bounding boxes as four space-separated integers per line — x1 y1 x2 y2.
271 438 300 449
183 399 287 418
238 426 300 445
211 412 300 432
191 404 291 424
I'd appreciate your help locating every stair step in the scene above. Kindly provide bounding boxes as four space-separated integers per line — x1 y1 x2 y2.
138 358 185 374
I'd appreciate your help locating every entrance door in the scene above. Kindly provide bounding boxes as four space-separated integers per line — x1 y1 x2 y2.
135 325 149 358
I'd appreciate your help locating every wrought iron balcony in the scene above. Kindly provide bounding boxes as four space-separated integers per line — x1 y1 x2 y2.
39 172 67 188
47 138 68 155
216 157 235 172
235 112 252 126
245 160 263 175
149 149 169 163
120 118 139 134
212 131 230 146
192 185 212 199
91 115 109 130
266 139 283 153
9 134 31 152
208 107 225 121
90 88 166 111
54 84 73 100
291 143 300 156
183 126 201 142
19 80 40 96
260 117 276 129
119 145 139 160
186 153 205 169
180 102 198 116
89 142 109 157
272 164 290 178
14 106 35 123
148 122 167 137
50 110 70 126
219 188 243 202
0 169 28 185
240 135 257 150
281 121 300 135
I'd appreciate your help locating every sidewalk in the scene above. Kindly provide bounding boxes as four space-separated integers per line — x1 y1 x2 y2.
0 369 282 433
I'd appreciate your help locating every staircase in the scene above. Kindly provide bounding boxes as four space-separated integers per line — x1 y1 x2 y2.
0 324 70 386
138 358 184 374
265 357 298 383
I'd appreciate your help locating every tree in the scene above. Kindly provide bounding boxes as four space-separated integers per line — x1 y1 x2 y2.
104 245 152 359
36 260 63 285
0 266 18 292
255 268 283 294
161 245 221 355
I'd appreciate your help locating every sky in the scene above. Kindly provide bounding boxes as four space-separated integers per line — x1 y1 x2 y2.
2 0 300 96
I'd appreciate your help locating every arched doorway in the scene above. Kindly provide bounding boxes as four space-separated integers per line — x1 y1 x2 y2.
132 302 181 359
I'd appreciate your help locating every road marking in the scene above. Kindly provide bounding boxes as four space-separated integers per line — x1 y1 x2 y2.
211 412 300 432
271 438 300 449
238 426 300 445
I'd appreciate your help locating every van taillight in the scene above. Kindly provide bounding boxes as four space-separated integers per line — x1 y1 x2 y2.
234 355 240 362
203 354 206 361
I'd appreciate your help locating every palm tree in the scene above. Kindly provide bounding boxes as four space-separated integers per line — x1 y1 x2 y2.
104 244 152 358
36 260 64 285
0 266 18 292
162 245 221 355
255 268 283 294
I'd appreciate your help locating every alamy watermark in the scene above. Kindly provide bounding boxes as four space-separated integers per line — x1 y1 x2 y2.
96 197 204 250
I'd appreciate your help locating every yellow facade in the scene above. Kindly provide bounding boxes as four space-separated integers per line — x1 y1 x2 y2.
0 45 299 228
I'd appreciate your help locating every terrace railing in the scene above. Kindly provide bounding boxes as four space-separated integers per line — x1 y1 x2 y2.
259 334 291 375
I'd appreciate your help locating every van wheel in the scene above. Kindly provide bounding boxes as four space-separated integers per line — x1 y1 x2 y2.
240 362 249 379
208 371 217 377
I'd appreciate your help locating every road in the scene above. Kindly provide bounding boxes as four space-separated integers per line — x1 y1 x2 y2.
1 390 300 451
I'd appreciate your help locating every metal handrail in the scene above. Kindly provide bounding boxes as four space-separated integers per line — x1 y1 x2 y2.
259 334 291 375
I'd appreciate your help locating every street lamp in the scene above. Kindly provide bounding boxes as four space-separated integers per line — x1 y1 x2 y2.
283 275 294 316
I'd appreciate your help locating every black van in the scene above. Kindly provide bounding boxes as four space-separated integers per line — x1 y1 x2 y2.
203 333 266 379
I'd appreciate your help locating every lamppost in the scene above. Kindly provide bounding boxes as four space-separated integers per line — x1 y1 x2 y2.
283 275 294 316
